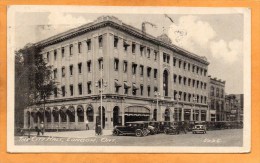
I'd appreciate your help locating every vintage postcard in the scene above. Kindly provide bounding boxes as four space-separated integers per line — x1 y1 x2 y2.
7 5 251 153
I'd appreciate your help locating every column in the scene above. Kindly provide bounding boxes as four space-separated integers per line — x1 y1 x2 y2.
84 106 87 122
206 109 210 121
75 105 78 129
199 110 201 121
181 107 184 121
190 109 193 121
50 108 54 129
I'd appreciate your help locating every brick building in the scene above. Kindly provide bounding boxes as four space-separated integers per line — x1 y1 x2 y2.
23 16 210 130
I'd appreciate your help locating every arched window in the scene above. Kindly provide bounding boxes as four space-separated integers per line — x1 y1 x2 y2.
67 106 75 122
45 107 51 122
60 106 67 122
86 106 94 122
52 107 59 122
77 105 84 122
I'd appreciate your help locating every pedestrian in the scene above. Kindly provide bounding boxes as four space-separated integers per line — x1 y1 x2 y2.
85 119 89 130
40 121 45 135
35 126 40 136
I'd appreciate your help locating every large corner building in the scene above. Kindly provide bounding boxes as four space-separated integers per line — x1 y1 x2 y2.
24 16 210 130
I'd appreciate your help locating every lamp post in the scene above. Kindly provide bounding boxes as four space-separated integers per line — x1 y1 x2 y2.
154 91 160 121
95 64 108 134
175 94 180 121
192 97 197 121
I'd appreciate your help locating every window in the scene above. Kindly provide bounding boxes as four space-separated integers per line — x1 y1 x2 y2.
192 79 195 87
78 83 82 95
70 44 73 55
210 86 215 96
154 69 157 79
87 82 92 94
87 106 94 122
123 61 128 73
140 65 144 76
46 52 49 62
188 78 191 86
173 74 177 83
184 93 187 101
132 43 136 53
216 88 220 97
132 63 137 75
78 63 82 74
98 58 103 70
167 55 170 63
87 60 91 72
173 58 176 66
53 69 57 79
124 82 129 95
197 67 199 74
140 85 143 96
200 68 203 75
61 47 65 58
154 87 158 92
154 51 157 60
163 53 166 62
201 81 203 89
179 60 182 68
114 36 118 48
204 69 207 76
87 39 91 50
62 67 65 77
70 85 73 96
54 88 58 98
221 89 224 98
62 86 65 97
192 65 195 72
140 46 145 56
147 67 151 77
132 84 137 95
188 63 190 71
147 86 151 97
174 90 177 100
147 48 150 58
183 62 186 70
123 41 129 51
183 77 187 85
54 50 57 60
114 58 119 71
204 83 207 90
179 76 182 84
69 65 73 76
197 80 199 88
98 36 103 48
78 42 82 53
115 80 120 93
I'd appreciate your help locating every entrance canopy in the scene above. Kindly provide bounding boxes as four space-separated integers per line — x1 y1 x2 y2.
125 106 150 116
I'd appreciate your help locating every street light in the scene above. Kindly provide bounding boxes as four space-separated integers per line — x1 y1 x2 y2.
154 91 160 121
175 94 181 121
95 66 108 134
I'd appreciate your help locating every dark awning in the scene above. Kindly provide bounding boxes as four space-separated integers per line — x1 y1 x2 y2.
115 80 122 87
124 82 131 89
132 83 139 90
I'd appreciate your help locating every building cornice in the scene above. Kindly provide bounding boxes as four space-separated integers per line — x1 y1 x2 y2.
34 17 209 65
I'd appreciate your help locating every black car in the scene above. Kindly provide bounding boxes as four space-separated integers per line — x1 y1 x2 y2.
112 121 150 137
164 122 180 135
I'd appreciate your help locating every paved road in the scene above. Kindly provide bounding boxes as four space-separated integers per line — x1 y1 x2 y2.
15 129 242 146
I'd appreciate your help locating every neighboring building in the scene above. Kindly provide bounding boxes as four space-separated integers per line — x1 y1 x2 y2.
208 76 226 121
225 94 244 122
23 16 210 130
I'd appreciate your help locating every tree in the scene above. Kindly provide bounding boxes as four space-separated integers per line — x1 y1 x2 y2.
15 44 57 128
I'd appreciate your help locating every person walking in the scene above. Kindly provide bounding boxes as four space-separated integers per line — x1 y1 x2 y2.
40 121 45 135
85 119 89 130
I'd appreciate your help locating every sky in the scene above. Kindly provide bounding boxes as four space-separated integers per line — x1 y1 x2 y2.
13 10 245 94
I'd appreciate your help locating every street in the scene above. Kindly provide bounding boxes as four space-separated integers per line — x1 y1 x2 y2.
15 129 242 146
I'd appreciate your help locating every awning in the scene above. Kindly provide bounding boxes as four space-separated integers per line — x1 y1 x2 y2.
124 82 131 89
132 83 139 90
115 80 122 87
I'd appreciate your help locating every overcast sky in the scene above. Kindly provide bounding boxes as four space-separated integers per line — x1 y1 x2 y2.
13 8 245 94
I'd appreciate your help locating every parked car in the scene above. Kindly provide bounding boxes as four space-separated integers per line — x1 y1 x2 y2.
148 121 160 134
192 124 207 134
112 121 150 137
164 122 179 135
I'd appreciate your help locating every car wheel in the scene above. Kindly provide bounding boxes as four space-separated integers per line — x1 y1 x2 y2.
113 130 119 136
135 130 143 137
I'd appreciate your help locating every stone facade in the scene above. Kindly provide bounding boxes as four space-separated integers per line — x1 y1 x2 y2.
24 16 210 130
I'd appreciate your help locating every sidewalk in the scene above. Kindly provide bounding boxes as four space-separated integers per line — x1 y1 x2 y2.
26 130 113 138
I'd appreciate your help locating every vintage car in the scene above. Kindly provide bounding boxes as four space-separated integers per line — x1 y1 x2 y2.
112 121 150 137
192 124 207 134
148 121 160 134
163 122 180 135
